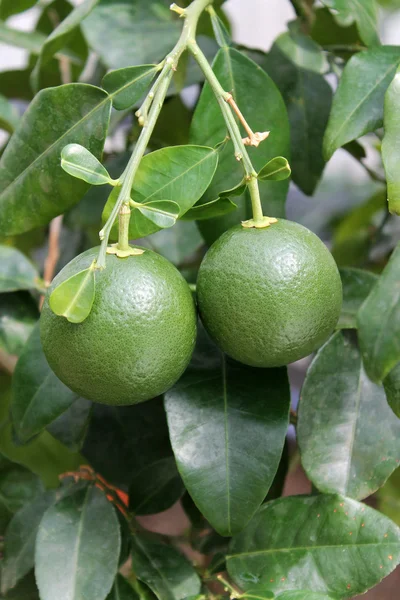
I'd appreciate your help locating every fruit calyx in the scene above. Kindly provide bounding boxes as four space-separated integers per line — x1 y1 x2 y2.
241 216 278 229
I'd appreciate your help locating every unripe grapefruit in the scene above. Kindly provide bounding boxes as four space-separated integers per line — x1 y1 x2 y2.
41 247 197 405
197 220 342 367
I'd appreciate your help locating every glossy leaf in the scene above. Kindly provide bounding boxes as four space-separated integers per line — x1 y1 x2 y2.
180 197 237 221
338 268 378 329
82 0 181 69
35 485 120 600
137 200 180 229
0 292 38 356
384 363 400 419
2 572 40 599
107 575 140 600
1 491 55 594
264 45 332 195
277 593 340 600
0 94 19 134
258 157 291 181
11 324 81 444
298 331 400 499
376 468 400 526
131 534 201 600
358 243 400 381
102 65 158 110
321 0 380 46
49 265 95 324
103 145 218 240
31 0 98 91
227 494 400 598
83 398 174 488
0 84 111 236
0 245 39 292
382 67 400 214
274 28 328 74
61 143 113 186
165 334 290 536
324 47 400 160
129 456 184 515
191 47 290 223
47 398 92 451
311 7 361 52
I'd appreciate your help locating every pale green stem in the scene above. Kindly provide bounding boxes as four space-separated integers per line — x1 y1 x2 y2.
187 39 266 224
96 0 213 268
117 204 131 252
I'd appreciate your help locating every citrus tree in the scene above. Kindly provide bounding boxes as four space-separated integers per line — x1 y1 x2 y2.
1 0 400 598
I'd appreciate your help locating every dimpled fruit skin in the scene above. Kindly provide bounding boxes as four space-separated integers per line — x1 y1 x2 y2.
40 247 197 405
197 220 342 368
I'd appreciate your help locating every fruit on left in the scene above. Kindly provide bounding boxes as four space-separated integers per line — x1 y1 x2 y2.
40 247 197 406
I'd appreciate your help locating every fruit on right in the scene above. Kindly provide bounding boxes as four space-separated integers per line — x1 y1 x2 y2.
196 219 342 368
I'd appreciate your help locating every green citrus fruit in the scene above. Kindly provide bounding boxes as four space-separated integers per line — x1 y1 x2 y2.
40 247 197 405
197 220 342 367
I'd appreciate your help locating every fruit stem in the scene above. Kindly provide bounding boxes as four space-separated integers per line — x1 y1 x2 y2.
96 0 214 268
117 204 131 252
187 40 272 227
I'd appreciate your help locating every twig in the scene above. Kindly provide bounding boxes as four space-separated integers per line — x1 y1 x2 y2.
0 349 17 376
40 214 63 309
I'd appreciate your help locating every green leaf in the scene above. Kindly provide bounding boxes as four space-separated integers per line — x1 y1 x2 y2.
274 27 328 74
11 324 83 444
0 22 47 54
102 65 158 110
358 243 400 381
61 143 113 186
384 362 400 418
0 94 19 134
0 463 43 514
164 333 290 536
276 594 339 600
382 67 400 215
0 84 111 236
376 468 400 526
298 331 400 499
131 534 201 600
140 220 203 266
35 485 120 600
46 398 92 451
191 47 290 228
258 157 291 181
321 0 380 46
310 7 361 51
323 47 400 160
0 245 39 292
137 200 180 230
1 491 55 594
82 0 181 69
129 456 184 516
30 0 98 91
263 45 332 196
107 575 140 600
0 376 82 488
227 494 400 598
103 145 218 240
209 9 231 48
338 268 378 328
180 197 237 221
0 292 38 356
83 398 174 488
0 0 37 20
49 265 95 324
